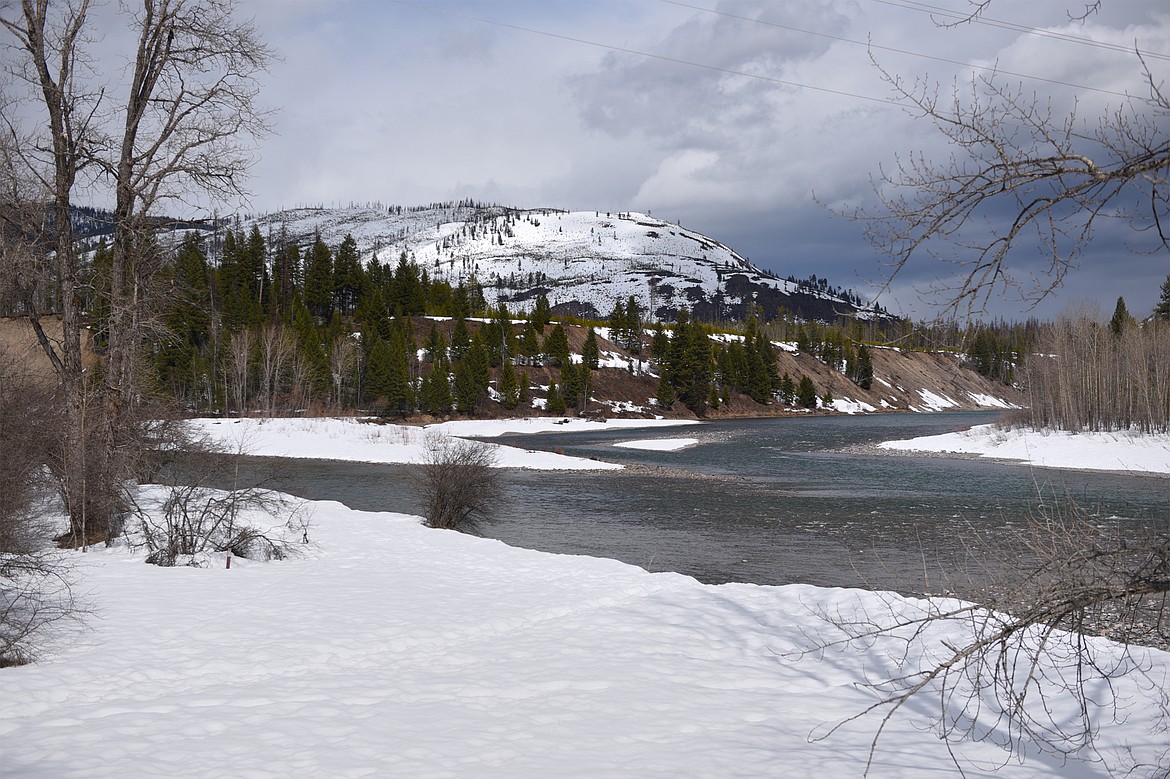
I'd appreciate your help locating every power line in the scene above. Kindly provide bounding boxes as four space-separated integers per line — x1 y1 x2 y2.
661 0 1143 97
393 0 894 106
875 0 1170 61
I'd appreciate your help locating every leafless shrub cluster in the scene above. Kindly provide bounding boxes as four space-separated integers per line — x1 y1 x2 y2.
1025 314 1170 433
132 437 310 567
411 434 502 533
805 501 1169 777
0 348 79 666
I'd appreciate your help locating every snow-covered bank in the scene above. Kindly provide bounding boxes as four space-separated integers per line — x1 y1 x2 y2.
3 495 1164 778
880 424 1170 474
184 416 697 471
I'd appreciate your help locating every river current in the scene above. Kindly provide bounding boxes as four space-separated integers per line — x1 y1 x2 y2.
211 412 1167 594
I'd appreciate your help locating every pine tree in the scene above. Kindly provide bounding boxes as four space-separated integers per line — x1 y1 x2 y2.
519 321 540 364
450 317 470 363
797 374 818 409
499 360 520 410
543 323 570 366
1109 296 1134 335
303 235 334 321
1156 274 1170 321
545 379 566 415
779 373 796 405
853 343 874 390
421 360 452 415
333 234 363 316
363 335 394 410
582 327 600 369
655 371 676 409
423 322 446 363
561 362 580 409
531 292 552 330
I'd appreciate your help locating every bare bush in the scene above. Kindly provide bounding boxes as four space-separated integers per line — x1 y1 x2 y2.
132 433 310 567
412 433 502 533
0 348 80 666
803 502 1169 777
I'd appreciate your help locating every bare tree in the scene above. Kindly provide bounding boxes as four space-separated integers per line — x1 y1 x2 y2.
411 433 502 533
225 327 253 416
819 5 1170 774
847 9 1168 314
1 0 112 540
802 505 1169 777
0 343 80 666
0 0 272 543
257 322 293 416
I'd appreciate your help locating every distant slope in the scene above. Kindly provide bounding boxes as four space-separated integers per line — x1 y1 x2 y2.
240 204 883 323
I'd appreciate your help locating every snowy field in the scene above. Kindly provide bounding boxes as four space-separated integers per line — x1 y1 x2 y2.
4 493 1167 778
4 417 1168 777
184 416 699 471
880 423 1170 474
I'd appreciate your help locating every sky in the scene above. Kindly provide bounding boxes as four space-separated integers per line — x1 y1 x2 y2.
37 0 1170 321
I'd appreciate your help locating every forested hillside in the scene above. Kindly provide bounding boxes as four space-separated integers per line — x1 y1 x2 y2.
14 225 1017 420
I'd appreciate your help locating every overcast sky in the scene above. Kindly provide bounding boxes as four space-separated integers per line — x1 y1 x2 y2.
82 0 1170 320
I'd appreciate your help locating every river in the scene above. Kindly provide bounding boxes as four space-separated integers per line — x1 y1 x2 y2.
201 412 1167 594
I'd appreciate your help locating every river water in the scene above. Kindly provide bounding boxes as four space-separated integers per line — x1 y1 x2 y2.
214 412 1168 594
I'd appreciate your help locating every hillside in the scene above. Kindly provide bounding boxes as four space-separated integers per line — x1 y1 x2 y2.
238 204 881 323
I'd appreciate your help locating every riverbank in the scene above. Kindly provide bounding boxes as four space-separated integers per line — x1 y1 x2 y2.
4 487 1166 778
877 423 1170 475
186 415 1170 477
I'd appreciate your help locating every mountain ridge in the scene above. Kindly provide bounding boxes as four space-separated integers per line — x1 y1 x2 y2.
235 203 883 324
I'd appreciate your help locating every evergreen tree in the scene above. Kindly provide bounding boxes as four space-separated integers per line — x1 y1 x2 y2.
531 292 552 330
650 323 670 363
423 323 447 363
561 362 580 409
852 343 874 390
421 360 452 415
624 295 642 353
450 317 470 362
1156 274 1170 321
303 234 334 321
655 371 676 409
545 379 566 415
499 360 520 410
779 373 796 405
1109 296 1134 335
391 252 426 315
797 374 818 409
518 321 540 364
363 335 394 409
518 370 530 406
582 327 600 370
333 234 363 316
543 323 570 366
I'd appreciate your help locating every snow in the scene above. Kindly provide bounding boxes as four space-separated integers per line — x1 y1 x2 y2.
880 423 1170 474
235 205 875 319
184 417 699 472
5 418 1169 777
915 388 961 411
4 490 1165 778
612 437 699 451
828 397 878 414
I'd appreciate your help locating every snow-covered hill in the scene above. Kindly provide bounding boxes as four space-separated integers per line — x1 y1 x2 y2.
237 204 879 322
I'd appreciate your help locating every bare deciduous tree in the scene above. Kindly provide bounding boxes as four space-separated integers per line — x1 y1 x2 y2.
0 344 80 666
1 0 272 543
411 433 502 533
803 505 1169 777
847 12 1168 314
